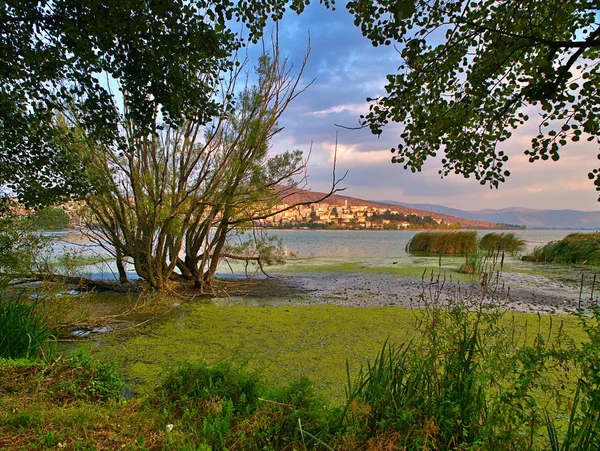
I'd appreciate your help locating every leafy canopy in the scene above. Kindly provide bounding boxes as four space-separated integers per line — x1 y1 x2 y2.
0 0 331 206
346 0 600 196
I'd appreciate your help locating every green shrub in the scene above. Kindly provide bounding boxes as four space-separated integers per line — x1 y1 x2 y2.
0 214 51 284
342 297 574 450
250 377 339 449
546 305 600 450
150 362 340 450
54 349 123 402
49 349 124 403
479 232 526 254
407 231 477 255
154 361 260 417
0 293 53 359
524 233 600 265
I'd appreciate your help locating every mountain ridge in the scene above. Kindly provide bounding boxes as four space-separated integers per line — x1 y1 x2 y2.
378 201 600 229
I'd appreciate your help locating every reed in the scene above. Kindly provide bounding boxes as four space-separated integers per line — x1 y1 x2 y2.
407 230 477 255
524 232 600 265
0 293 53 359
479 232 526 255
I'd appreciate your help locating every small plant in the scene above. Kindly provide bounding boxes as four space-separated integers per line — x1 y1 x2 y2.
459 251 485 275
545 304 600 450
0 293 53 359
0 213 52 286
49 349 123 403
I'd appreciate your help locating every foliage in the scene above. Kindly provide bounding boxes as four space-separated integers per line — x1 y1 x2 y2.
1 0 333 206
406 230 477 254
546 305 600 450
524 232 600 265
341 291 580 450
480 232 526 255
153 361 261 419
79 49 335 290
49 349 124 403
0 213 51 283
347 0 600 196
0 293 53 359
150 361 338 449
5 299 600 449
30 207 72 231
458 251 486 275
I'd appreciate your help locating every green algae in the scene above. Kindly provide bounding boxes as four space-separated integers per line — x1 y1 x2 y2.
267 258 475 282
93 303 585 403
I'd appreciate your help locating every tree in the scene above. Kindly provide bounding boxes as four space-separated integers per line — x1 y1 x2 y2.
0 0 332 206
77 45 342 290
346 0 600 196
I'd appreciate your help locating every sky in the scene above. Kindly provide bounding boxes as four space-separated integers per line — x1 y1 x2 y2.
249 3 600 212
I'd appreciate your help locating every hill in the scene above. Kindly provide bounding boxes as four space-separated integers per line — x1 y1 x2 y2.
381 202 600 229
275 187 515 229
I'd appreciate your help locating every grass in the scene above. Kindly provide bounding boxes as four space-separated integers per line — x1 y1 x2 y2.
524 232 600 266
0 293 54 359
479 232 526 254
406 231 477 255
1 302 598 450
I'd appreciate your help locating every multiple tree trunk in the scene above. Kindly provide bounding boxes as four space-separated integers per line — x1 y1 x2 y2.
78 46 341 291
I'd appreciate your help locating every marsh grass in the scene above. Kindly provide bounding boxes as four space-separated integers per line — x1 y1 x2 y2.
339 278 593 450
479 232 526 255
407 231 477 255
0 293 53 359
525 232 600 266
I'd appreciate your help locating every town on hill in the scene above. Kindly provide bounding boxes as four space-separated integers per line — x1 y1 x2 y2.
269 187 521 230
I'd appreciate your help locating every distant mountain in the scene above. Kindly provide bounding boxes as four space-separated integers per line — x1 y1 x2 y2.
380 201 600 229
274 187 511 229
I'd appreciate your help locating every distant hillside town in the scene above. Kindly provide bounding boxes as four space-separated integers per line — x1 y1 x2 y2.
264 199 460 230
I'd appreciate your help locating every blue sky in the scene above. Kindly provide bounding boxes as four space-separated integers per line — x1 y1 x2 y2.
248 3 600 212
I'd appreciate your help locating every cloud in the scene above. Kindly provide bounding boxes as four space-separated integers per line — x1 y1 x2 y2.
254 4 600 212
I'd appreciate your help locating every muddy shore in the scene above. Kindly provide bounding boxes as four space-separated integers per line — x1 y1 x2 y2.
214 269 592 315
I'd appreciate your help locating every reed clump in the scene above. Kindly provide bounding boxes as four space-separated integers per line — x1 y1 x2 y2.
407 231 477 255
524 232 600 265
479 232 526 255
0 293 53 359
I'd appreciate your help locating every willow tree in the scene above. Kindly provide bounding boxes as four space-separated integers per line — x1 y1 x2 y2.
80 45 338 290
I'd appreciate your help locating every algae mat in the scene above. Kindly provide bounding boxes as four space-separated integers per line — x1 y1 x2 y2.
96 304 418 401
93 303 583 402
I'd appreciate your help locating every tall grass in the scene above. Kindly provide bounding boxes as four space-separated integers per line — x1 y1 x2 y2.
525 232 600 265
479 232 526 255
343 301 512 449
407 231 477 255
0 293 53 359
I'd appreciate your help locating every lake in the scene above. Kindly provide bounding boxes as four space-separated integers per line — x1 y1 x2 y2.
52 228 588 284
274 229 573 258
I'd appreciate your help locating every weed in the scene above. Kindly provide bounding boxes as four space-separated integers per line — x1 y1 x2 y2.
0 292 53 359
49 349 123 403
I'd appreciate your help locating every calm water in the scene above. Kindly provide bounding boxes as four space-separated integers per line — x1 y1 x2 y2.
52 229 588 280
275 229 581 258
